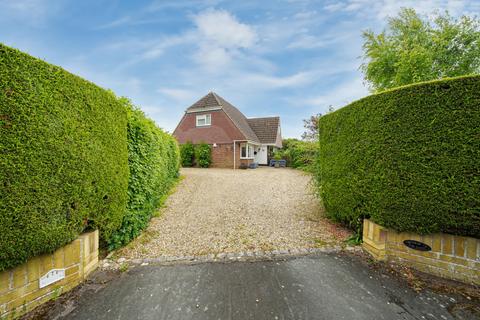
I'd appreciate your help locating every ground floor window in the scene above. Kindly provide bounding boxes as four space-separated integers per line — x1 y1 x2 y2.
240 143 255 159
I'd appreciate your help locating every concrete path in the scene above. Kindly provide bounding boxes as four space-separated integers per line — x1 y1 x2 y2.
50 253 474 320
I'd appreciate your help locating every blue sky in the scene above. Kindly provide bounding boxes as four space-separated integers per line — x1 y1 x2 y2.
1 0 478 138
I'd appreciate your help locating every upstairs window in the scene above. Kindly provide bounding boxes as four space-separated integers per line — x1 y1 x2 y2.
196 114 211 127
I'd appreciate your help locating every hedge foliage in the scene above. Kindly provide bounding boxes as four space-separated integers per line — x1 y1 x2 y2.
180 141 195 167
108 100 180 249
316 76 480 238
0 44 129 271
195 143 212 168
279 138 318 171
179 141 211 168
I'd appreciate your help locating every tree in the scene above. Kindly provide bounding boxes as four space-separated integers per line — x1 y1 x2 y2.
361 8 480 92
301 106 334 141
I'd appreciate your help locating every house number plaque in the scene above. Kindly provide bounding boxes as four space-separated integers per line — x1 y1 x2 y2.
39 269 65 288
403 240 431 252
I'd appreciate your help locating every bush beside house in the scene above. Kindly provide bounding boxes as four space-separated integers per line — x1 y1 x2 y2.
316 75 480 238
0 44 129 271
108 100 180 249
180 141 195 167
0 44 180 271
280 138 317 171
179 141 212 168
195 143 212 168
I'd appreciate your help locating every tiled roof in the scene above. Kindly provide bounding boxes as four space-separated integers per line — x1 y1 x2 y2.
247 117 280 144
186 92 221 110
186 92 261 143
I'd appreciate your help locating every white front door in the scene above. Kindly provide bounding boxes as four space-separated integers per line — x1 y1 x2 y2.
254 145 268 165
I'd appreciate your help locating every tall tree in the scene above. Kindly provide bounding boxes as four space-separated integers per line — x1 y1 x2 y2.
361 8 480 91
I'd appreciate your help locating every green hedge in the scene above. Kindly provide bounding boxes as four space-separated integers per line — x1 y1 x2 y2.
108 100 180 249
280 138 318 171
180 141 195 167
316 76 480 238
0 44 129 271
195 143 212 168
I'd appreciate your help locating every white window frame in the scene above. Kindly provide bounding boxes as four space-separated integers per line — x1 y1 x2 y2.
240 143 255 159
196 114 211 127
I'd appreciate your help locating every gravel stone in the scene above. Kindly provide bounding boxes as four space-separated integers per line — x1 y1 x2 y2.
216 253 226 260
117 168 352 260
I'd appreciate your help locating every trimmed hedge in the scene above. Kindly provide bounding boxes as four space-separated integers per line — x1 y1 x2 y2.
0 44 129 271
316 75 480 238
108 100 180 249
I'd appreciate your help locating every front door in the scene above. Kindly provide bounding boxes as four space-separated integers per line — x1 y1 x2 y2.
255 146 268 165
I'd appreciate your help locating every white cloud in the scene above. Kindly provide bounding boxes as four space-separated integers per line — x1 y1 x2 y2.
324 2 346 12
193 45 232 69
141 33 195 60
0 0 62 25
288 34 327 49
324 0 472 20
301 77 368 109
97 16 133 29
157 88 197 102
293 10 318 20
193 9 257 49
239 72 314 89
190 9 258 71
114 9 258 71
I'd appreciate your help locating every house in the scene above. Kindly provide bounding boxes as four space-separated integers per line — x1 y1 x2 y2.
173 92 282 168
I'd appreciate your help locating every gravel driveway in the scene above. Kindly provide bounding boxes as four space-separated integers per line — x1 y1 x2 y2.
118 167 351 259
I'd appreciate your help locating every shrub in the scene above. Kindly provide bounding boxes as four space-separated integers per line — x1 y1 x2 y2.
316 76 480 237
0 44 129 271
180 141 195 167
195 143 212 168
281 138 318 171
108 100 180 250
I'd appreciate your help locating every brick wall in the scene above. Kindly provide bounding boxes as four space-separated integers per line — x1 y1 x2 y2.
0 230 99 319
211 143 235 168
363 219 480 285
210 143 253 169
174 110 245 144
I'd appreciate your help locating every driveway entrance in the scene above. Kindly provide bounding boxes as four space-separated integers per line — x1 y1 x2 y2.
117 167 351 260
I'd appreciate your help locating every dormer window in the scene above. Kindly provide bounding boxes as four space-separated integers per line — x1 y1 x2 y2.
196 114 211 127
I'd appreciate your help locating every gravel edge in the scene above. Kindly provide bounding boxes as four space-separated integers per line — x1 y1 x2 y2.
101 245 363 270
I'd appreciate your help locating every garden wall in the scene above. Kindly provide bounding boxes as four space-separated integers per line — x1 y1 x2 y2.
0 230 99 319
363 220 479 285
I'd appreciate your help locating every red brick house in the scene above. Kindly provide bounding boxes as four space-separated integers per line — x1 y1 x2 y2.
173 92 282 168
